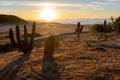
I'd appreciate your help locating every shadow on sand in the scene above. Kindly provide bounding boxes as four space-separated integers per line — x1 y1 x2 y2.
0 53 30 80
39 56 61 80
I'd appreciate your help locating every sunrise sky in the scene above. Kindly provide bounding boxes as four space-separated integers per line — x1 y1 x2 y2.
0 0 120 21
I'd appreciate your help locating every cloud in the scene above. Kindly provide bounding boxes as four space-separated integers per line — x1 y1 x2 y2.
106 0 120 2
0 1 103 11
0 10 13 13
92 0 120 5
91 1 120 8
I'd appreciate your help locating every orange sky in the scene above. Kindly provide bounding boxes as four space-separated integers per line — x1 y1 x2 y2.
0 0 120 21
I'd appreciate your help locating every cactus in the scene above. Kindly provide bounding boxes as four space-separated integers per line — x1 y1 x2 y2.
75 22 83 39
111 17 114 23
44 36 55 59
104 20 106 27
104 20 107 32
9 22 36 54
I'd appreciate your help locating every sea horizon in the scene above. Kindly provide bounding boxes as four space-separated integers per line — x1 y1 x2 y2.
52 18 112 25
35 18 112 25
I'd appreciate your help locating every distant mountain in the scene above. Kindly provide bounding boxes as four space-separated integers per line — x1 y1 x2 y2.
0 14 28 24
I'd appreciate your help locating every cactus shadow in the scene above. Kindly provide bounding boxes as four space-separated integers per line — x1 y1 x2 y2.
0 53 30 80
39 56 61 80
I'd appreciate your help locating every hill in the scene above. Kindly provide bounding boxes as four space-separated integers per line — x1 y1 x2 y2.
0 14 28 24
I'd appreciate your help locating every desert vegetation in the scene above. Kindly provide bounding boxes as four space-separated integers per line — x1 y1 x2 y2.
75 22 83 39
90 16 120 41
0 0 120 79
9 22 36 54
91 16 120 34
90 20 112 33
0 17 120 80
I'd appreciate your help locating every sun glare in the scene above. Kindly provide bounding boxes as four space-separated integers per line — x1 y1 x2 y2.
40 7 57 22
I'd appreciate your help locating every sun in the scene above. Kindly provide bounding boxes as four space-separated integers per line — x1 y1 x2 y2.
40 7 57 22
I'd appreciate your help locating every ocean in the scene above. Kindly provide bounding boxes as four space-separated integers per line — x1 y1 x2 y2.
0 19 112 32
54 19 112 25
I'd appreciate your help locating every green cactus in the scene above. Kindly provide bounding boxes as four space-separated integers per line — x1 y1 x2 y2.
44 36 55 59
9 22 36 54
104 20 107 32
111 16 115 23
75 22 83 39
104 20 106 27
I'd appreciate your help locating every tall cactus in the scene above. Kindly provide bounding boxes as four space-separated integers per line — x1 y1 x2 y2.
104 20 107 32
111 17 114 23
9 22 36 54
44 36 55 59
42 36 57 74
104 20 106 27
75 22 83 39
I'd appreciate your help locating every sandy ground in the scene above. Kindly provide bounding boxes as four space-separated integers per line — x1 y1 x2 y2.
0 23 90 43
0 23 76 35
0 23 76 42
0 24 120 80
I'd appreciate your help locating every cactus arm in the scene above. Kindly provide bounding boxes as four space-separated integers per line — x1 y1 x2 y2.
29 22 36 46
9 28 16 46
104 20 106 27
16 25 23 52
9 22 36 54
23 25 28 51
16 25 21 43
24 25 28 42
77 22 80 29
104 20 107 32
